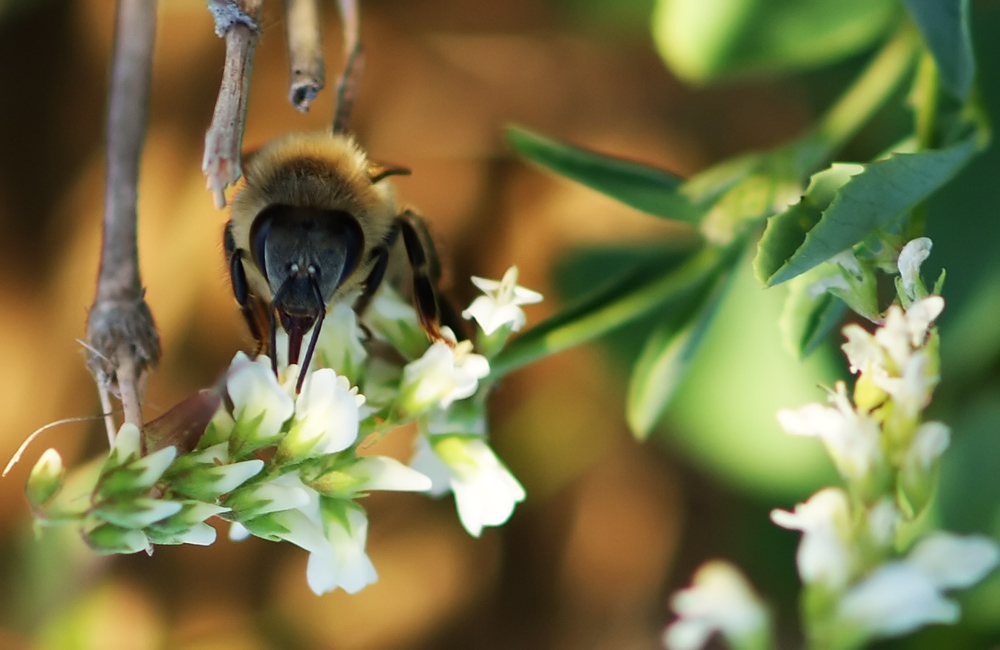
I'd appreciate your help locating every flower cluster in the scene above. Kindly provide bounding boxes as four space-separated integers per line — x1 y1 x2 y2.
25 267 539 595
664 239 998 649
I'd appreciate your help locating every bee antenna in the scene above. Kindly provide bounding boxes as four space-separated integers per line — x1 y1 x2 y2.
295 275 327 393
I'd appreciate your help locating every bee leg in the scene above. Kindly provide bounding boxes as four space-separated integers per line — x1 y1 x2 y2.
396 210 449 341
352 244 391 323
225 222 269 357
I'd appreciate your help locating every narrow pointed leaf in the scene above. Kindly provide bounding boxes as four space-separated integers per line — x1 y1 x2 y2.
756 130 980 286
627 269 733 439
490 245 726 379
506 125 703 222
902 0 974 99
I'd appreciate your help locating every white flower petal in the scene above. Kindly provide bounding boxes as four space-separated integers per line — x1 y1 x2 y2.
898 238 932 301
907 422 950 469
907 533 1000 590
315 302 368 377
168 522 217 546
447 439 525 537
463 266 543 334
771 487 853 589
872 350 936 419
841 324 882 375
229 521 251 542
776 383 881 482
227 352 295 439
352 456 432 492
874 305 913 372
409 436 454 496
665 561 769 650
288 369 360 456
305 507 378 595
399 341 490 412
905 295 945 346
838 563 959 638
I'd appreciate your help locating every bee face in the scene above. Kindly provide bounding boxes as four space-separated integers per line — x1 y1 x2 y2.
224 131 447 389
249 204 364 317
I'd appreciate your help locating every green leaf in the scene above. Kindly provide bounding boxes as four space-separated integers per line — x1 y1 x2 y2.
489 245 726 379
651 0 900 82
506 125 703 223
626 268 733 439
902 0 974 99
755 130 980 286
753 163 861 284
779 268 849 358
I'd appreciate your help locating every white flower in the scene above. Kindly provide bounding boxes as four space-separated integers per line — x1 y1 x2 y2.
771 487 854 589
227 352 294 443
280 369 363 459
907 532 1000 590
903 296 945 346
841 324 883 376
905 421 950 470
399 337 490 412
836 532 998 642
349 456 432 492
664 561 770 650
776 382 882 483
873 298 943 373
226 471 312 519
871 349 937 419
462 266 543 335
363 285 427 359
315 302 368 380
264 483 377 595
838 562 959 637
411 435 525 537
305 504 378 595
898 237 932 301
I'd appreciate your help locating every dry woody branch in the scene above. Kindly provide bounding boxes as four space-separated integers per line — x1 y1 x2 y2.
284 0 326 111
86 0 161 441
202 0 264 208
332 0 362 133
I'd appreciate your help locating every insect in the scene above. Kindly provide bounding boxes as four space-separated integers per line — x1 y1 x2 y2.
223 130 447 391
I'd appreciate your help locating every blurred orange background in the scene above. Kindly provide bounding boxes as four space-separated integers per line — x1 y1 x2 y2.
0 1 816 648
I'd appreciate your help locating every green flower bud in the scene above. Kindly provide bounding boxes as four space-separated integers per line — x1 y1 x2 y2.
84 522 151 555
93 497 183 529
26 448 64 508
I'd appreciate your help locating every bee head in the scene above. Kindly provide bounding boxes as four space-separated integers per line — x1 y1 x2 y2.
250 204 364 373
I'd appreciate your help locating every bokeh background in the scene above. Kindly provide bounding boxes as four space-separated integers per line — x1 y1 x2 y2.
1 1 999 648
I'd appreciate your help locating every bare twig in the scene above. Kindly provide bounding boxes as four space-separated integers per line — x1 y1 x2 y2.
332 0 362 133
203 0 263 208
284 0 325 112
86 0 160 442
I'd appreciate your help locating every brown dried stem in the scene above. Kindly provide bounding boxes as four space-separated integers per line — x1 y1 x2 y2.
284 0 325 112
86 0 161 443
332 0 363 133
203 0 263 208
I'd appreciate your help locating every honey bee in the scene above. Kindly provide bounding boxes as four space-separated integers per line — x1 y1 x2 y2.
223 131 447 391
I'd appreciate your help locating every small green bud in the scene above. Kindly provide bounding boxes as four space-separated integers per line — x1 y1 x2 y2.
93 497 183 529
26 448 64 508
84 522 151 555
